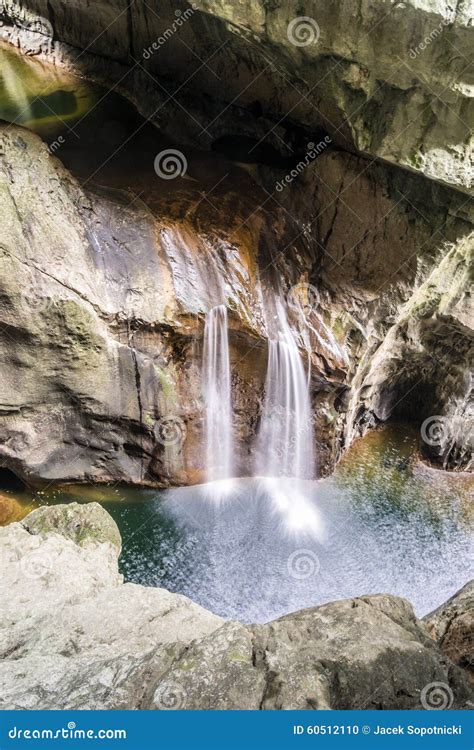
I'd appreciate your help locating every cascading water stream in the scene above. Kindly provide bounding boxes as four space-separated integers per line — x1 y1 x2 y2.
202 305 233 483
255 299 315 481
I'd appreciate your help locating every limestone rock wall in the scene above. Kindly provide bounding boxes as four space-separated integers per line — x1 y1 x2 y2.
0 0 472 483
1 0 472 193
0 115 472 486
0 125 274 486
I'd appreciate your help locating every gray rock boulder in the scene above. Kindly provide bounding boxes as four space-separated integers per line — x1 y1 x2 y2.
0 503 222 709
172 595 472 710
1 503 472 710
21 501 122 550
424 581 474 681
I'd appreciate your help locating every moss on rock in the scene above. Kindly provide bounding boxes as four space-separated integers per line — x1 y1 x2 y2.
21 501 121 550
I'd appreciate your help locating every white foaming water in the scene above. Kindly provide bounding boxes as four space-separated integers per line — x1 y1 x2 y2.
203 305 233 483
117 473 472 624
255 299 315 480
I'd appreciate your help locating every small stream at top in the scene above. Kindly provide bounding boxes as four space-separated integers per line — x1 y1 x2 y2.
0 42 190 188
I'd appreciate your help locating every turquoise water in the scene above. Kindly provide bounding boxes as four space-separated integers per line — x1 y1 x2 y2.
4 427 472 623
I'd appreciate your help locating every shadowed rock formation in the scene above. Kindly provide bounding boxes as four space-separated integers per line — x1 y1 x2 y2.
1 0 472 193
424 581 474 683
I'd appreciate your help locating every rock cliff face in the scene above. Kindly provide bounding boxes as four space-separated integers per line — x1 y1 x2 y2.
0 0 472 485
1 0 472 193
424 581 474 682
1 503 472 709
0 119 471 486
0 122 318 486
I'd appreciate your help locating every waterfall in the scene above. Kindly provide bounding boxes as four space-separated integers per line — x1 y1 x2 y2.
203 305 233 482
255 299 315 480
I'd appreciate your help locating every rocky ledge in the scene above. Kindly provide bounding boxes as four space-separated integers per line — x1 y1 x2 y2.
0 503 472 710
1 0 472 194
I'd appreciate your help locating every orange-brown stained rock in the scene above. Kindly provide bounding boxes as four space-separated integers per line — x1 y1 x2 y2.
0 494 24 525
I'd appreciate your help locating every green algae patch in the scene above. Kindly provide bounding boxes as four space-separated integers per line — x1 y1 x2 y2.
21 501 122 550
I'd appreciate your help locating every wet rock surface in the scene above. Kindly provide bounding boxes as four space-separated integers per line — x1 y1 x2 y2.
0 503 472 710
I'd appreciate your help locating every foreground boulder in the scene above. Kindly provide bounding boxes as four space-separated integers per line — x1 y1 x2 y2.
0 504 222 710
173 596 473 710
0 504 472 710
424 581 474 682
